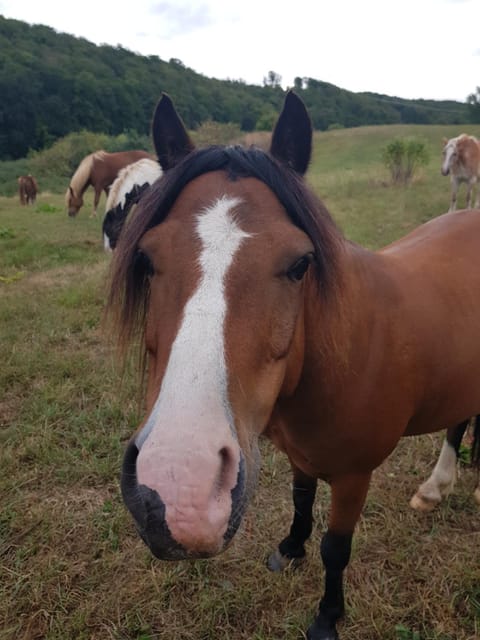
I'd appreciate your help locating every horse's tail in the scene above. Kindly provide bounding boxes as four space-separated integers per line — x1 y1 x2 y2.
471 415 480 468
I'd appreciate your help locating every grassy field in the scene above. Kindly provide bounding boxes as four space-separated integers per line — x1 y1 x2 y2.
1 124 480 640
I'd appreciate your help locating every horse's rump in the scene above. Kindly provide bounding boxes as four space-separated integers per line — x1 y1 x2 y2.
103 158 162 250
18 175 38 204
105 158 161 212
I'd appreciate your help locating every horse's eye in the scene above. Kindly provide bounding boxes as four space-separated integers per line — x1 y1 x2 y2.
287 254 313 282
135 250 154 278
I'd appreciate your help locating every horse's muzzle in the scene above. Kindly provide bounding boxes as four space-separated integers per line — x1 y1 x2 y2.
121 439 248 560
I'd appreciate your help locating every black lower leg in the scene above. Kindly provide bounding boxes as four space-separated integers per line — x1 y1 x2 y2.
472 415 480 467
307 530 352 640
278 470 317 560
446 419 469 455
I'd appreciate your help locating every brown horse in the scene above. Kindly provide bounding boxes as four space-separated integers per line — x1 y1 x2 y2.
441 134 480 212
66 149 152 218
18 175 38 205
108 93 480 640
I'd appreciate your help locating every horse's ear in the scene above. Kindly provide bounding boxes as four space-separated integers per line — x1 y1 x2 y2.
442 137 448 147
152 93 195 170
270 90 312 175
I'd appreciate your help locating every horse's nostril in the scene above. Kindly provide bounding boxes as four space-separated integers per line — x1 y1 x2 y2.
219 446 231 466
214 446 237 498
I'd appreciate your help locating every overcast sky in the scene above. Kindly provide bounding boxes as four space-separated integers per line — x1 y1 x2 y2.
1 0 478 102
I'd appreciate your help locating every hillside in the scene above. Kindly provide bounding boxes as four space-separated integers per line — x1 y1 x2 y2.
0 15 471 160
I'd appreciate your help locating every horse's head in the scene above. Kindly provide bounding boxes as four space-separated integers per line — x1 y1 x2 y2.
109 92 340 560
66 185 83 217
441 137 458 176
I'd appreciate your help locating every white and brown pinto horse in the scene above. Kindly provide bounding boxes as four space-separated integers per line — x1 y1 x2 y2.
102 158 162 251
108 93 480 640
441 134 480 212
66 149 152 218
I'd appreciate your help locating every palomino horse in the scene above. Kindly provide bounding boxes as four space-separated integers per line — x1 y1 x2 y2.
18 175 38 205
66 149 152 218
102 158 162 251
441 134 480 212
108 93 480 640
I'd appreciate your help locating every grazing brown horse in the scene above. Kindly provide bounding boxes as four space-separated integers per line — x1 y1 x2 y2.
66 149 152 218
108 93 480 640
18 175 38 205
441 134 480 212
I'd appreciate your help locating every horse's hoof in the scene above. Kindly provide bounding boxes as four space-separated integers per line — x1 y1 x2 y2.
306 620 339 640
474 487 480 505
267 549 305 572
409 492 438 512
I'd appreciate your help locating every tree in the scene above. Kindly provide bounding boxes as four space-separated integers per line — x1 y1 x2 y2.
263 70 282 88
467 87 480 123
293 77 307 92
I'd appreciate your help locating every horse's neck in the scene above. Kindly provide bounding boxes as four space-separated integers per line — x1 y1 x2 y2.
303 242 398 385
79 177 92 194
70 173 92 198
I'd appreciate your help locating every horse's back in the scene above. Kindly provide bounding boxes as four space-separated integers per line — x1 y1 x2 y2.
380 209 480 307
91 150 153 190
381 209 480 262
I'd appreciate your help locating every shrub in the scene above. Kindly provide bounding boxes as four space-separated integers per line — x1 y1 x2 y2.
382 137 429 184
255 110 278 131
327 122 345 131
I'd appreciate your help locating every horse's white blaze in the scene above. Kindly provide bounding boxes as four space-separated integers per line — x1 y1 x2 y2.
410 439 457 510
136 195 250 550
442 138 458 175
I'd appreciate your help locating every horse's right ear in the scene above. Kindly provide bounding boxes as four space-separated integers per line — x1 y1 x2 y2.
152 93 195 170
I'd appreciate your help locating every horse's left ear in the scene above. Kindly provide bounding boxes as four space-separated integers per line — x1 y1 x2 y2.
152 93 195 170
270 90 312 175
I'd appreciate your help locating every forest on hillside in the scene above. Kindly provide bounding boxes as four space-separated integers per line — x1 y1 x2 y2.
0 15 475 160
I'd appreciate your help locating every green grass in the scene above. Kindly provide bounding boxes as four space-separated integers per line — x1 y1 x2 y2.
1 124 479 640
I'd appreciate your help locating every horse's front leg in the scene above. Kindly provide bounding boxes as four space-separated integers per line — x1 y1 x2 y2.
91 188 101 217
466 180 474 209
307 472 371 640
449 178 458 212
267 464 317 571
473 181 480 209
